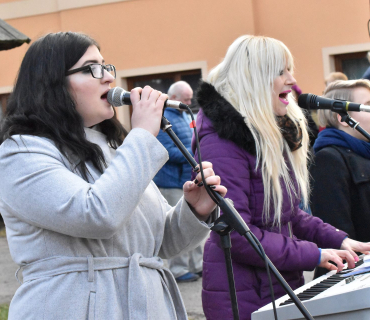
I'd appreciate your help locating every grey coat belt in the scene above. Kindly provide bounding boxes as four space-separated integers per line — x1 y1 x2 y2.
16 254 187 320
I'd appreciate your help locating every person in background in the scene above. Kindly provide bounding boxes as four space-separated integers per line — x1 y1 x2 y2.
291 84 319 148
310 79 370 278
319 72 349 132
154 81 204 283
325 71 348 87
192 35 370 320
291 84 317 215
0 32 227 320
361 51 370 80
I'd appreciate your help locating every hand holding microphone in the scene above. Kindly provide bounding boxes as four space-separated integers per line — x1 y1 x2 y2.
107 86 190 137
128 86 167 137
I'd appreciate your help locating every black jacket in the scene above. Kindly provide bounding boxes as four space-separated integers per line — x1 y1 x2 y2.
310 145 370 243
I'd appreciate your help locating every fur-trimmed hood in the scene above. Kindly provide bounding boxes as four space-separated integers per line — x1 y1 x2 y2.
196 81 256 155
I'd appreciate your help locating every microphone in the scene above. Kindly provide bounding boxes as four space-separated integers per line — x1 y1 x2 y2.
298 93 370 113
107 87 188 110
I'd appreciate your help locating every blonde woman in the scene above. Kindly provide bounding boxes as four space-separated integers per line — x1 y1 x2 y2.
193 35 370 319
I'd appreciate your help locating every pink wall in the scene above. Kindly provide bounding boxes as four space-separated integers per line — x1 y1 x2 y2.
2 0 370 97
253 0 370 95
1 0 254 87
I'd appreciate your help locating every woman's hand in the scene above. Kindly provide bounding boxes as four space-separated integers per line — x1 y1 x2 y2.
318 249 355 272
130 86 168 136
340 238 370 259
183 162 227 221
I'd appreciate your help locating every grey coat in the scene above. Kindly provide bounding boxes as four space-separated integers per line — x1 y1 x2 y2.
0 127 212 320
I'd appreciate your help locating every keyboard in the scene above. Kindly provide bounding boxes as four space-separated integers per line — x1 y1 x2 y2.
252 255 370 320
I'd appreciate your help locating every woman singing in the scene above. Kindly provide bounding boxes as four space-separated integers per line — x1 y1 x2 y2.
192 35 370 319
0 32 226 320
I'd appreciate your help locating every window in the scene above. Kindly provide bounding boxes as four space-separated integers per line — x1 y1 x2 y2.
334 51 369 79
126 69 202 117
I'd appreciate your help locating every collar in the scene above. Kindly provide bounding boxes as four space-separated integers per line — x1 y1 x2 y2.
196 81 256 155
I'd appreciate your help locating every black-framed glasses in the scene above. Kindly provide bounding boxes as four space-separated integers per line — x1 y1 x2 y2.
66 63 116 79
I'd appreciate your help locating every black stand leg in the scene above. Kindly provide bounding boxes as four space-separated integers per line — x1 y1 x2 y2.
213 222 240 320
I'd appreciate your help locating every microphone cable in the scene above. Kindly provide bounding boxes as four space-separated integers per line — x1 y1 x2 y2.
181 104 219 205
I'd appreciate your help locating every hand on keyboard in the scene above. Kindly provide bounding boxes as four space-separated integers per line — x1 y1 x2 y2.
319 248 355 271
341 238 370 260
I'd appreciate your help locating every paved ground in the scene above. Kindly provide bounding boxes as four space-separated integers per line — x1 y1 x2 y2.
0 233 20 306
178 280 205 320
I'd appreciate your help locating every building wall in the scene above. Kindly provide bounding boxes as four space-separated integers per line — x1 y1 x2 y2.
252 0 370 97
1 0 370 125
0 0 255 127
0 0 255 85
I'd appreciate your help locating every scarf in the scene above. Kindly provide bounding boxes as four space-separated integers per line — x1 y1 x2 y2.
276 115 303 151
313 127 370 159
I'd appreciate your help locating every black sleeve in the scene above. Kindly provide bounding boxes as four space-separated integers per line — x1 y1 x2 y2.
303 109 319 147
310 148 357 240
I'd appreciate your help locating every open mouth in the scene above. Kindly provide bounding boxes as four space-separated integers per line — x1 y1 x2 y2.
101 92 108 100
279 92 288 99
279 91 290 105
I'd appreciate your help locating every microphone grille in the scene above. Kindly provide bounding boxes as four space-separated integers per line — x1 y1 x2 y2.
298 93 319 110
309 94 317 106
298 93 309 109
107 87 124 107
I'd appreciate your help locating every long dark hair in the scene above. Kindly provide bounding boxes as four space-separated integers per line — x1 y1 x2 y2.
0 32 127 180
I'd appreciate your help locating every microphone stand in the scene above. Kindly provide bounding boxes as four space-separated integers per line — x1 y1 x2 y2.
337 111 370 141
160 115 314 320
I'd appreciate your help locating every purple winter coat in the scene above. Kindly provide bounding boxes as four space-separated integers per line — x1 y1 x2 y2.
193 82 347 320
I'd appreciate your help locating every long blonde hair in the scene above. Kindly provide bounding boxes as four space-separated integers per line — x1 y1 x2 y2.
207 35 309 225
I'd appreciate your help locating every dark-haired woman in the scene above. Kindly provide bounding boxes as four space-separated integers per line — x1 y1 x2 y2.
0 32 226 320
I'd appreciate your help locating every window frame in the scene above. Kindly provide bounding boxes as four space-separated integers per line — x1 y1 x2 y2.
126 69 202 119
322 43 370 79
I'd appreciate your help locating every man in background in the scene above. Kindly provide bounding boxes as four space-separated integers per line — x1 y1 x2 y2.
154 81 203 282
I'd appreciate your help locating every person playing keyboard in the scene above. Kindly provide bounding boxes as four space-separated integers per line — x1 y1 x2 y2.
192 35 370 320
